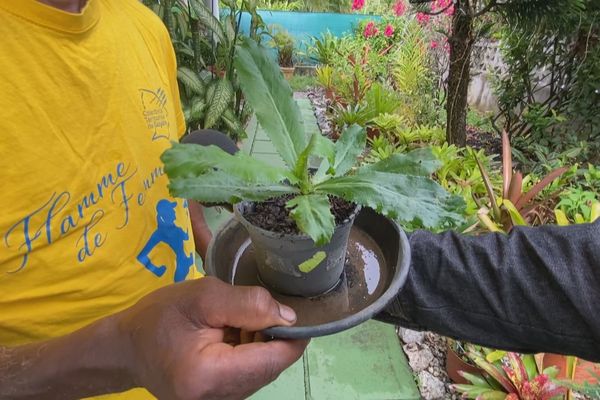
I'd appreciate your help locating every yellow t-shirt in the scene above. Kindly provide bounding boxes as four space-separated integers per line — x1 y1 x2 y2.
0 0 200 398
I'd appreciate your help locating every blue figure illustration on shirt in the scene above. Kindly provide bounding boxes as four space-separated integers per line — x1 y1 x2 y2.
137 199 194 282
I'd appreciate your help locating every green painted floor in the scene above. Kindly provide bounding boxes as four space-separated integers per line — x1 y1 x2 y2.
203 95 419 400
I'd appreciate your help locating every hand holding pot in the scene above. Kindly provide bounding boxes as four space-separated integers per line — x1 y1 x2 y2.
119 276 307 399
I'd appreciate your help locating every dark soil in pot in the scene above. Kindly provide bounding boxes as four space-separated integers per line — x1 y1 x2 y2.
243 195 355 234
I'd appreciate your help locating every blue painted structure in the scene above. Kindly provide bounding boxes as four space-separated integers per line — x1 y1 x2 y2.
235 10 381 62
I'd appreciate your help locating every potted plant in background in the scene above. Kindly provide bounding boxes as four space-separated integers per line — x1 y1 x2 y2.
153 0 269 142
452 346 570 399
446 339 486 385
162 37 464 299
271 26 296 80
315 65 334 100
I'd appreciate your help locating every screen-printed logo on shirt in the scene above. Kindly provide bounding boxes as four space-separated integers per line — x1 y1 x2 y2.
140 88 170 141
136 199 194 282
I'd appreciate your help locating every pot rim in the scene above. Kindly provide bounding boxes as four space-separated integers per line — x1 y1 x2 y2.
234 200 362 242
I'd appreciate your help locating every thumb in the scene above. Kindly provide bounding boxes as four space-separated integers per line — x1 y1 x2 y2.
192 277 298 331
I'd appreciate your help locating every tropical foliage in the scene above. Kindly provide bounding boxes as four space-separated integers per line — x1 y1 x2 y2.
453 346 569 400
162 38 464 244
144 0 269 141
493 0 600 166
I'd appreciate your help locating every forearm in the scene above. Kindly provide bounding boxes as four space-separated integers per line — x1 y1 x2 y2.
379 221 600 361
0 315 133 400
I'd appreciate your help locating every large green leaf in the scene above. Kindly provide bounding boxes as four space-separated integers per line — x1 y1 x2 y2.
168 170 298 203
316 170 464 229
364 147 441 176
177 67 206 96
189 0 226 43
286 194 335 245
234 39 306 168
204 78 234 129
162 142 295 184
332 124 366 177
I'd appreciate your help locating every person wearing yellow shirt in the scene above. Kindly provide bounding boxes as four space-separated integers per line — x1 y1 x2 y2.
0 0 307 398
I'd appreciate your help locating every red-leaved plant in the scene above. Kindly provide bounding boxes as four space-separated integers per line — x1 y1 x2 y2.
453 346 569 399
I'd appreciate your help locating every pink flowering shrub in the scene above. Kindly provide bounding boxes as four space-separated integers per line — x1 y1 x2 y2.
415 12 431 25
384 24 395 37
363 21 379 38
392 0 406 16
432 0 455 15
352 0 365 11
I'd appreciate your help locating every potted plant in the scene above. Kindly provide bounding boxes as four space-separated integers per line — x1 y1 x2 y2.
162 38 463 298
452 346 570 399
446 339 485 385
315 65 334 100
271 26 296 80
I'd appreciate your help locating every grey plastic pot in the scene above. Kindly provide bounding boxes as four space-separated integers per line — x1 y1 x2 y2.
234 201 361 297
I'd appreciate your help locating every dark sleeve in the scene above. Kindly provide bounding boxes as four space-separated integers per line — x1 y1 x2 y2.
377 220 600 362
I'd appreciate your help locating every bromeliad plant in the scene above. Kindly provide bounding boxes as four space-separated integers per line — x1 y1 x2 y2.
476 131 569 233
453 346 569 400
162 38 464 245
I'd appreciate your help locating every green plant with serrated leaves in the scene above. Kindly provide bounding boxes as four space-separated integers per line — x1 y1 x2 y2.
269 25 295 67
162 38 465 245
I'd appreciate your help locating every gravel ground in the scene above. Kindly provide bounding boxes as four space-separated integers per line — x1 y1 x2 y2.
398 328 461 400
307 88 334 139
